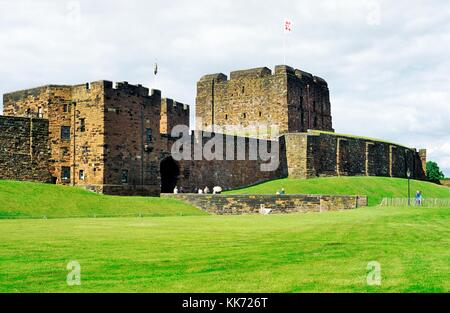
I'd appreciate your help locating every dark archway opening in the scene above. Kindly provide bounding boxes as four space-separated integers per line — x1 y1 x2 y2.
160 157 180 193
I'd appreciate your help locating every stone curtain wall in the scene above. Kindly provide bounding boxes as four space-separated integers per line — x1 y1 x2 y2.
162 194 368 215
284 131 427 180
195 65 333 136
166 131 288 192
283 133 309 178
0 116 51 182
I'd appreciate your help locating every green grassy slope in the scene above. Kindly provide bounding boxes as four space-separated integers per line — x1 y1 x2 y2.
0 180 205 219
0 206 448 292
225 177 450 206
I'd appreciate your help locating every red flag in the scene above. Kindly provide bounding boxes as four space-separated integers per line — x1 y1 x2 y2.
284 18 292 33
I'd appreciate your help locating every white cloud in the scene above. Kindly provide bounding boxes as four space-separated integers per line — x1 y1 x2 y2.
0 0 449 176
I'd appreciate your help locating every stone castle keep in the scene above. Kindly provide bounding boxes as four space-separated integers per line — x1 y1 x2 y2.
196 66 333 134
0 65 427 195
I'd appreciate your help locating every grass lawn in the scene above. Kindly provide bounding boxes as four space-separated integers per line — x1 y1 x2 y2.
0 180 205 219
0 206 449 292
225 177 450 206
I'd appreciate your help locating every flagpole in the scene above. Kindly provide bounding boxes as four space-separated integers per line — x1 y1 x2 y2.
153 62 158 89
283 18 291 65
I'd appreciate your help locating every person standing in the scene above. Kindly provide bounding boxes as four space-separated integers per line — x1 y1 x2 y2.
414 190 420 206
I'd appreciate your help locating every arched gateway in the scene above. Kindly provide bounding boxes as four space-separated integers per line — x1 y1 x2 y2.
160 156 180 193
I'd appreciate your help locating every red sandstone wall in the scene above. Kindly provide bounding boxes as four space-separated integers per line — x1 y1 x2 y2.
196 65 333 136
160 98 190 135
284 132 426 180
3 83 106 186
165 131 287 192
102 82 162 195
0 116 51 182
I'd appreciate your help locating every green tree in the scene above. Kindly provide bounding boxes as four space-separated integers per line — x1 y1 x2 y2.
426 161 444 183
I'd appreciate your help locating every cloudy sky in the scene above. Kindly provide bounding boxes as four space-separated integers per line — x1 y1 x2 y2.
0 0 449 176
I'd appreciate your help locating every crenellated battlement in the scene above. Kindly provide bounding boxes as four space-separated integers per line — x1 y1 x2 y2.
199 73 228 83
113 81 150 97
3 81 162 104
274 65 294 75
71 80 162 99
160 98 190 134
230 67 272 80
162 98 189 112
294 69 313 82
197 65 328 87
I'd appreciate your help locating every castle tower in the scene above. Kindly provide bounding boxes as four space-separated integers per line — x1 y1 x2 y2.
160 98 190 135
3 81 163 195
195 65 333 137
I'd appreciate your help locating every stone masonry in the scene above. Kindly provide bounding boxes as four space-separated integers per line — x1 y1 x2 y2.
162 194 368 215
3 81 163 195
0 64 427 195
160 98 189 135
0 116 50 182
196 65 333 136
284 131 427 180
162 130 287 193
